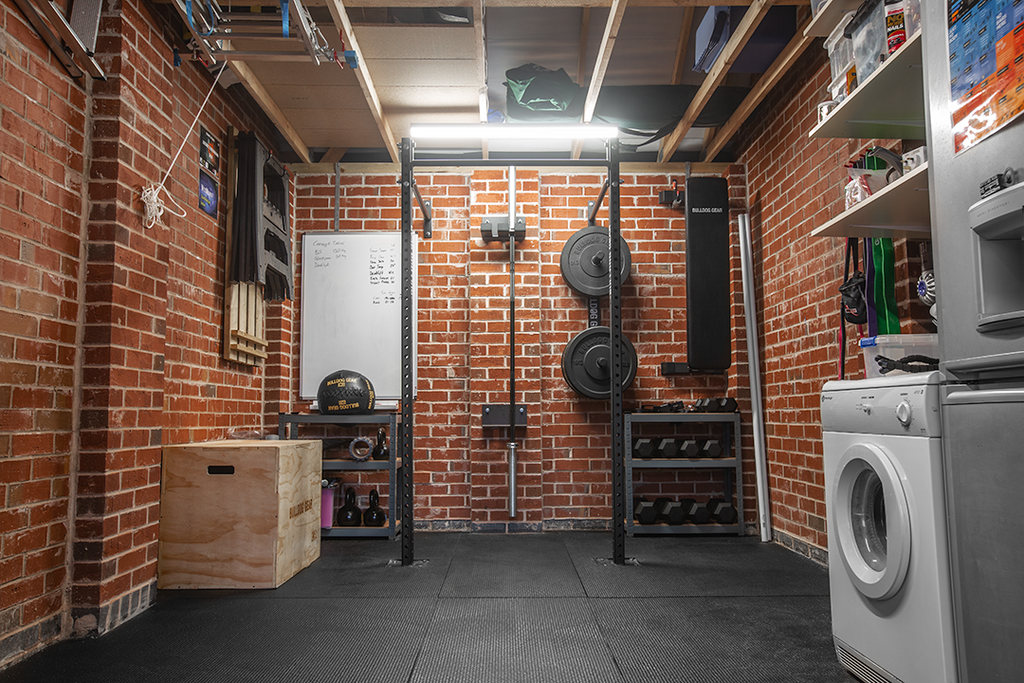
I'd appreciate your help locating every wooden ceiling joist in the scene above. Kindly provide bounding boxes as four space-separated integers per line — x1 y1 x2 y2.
474 0 489 158
577 7 591 86
670 6 695 86
656 0 773 164
702 13 814 163
320 147 348 163
323 0 400 162
571 0 627 159
229 58 313 163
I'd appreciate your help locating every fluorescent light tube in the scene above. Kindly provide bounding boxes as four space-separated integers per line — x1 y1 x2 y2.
409 124 619 140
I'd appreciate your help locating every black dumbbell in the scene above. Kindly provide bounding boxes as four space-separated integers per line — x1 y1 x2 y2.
634 497 658 524
655 498 685 525
716 397 738 413
680 439 701 458
657 438 680 458
679 498 711 524
693 398 713 412
707 497 738 525
634 438 656 458
701 439 723 458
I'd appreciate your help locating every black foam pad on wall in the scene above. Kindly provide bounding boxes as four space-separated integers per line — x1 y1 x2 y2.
685 177 732 371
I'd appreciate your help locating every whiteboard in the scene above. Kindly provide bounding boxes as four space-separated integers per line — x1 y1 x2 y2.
299 231 415 400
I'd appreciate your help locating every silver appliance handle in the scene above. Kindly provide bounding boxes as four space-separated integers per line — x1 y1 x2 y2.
945 387 1024 404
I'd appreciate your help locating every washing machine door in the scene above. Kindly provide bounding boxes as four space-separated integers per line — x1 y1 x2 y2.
832 442 911 601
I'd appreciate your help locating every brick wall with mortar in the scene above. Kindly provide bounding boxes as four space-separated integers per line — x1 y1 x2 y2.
1 0 288 668
734 45 931 556
1 0 89 662
293 166 756 532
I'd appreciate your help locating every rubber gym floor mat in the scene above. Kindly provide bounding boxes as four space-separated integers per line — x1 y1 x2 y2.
157 531 462 601
261 534 457 599
563 533 830 598
439 533 587 598
409 597 621 683
592 596 850 683
2 596 436 683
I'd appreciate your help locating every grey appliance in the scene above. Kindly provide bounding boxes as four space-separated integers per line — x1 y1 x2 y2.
821 372 956 683
921 2 1024 681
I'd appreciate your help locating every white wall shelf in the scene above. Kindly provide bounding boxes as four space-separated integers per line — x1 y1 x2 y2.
809 31 925 141
811 162 931 239
804 0 861 38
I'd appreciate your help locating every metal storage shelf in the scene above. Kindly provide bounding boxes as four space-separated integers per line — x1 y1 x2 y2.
625 412 743 537
808 31 925 141
810 162 931 238
278 412 402 540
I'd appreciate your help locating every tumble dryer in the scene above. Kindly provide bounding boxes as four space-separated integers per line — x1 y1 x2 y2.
820 372 956 683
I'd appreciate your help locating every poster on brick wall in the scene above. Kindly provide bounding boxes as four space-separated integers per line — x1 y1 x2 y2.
198 126 220 217
948 0 1024 153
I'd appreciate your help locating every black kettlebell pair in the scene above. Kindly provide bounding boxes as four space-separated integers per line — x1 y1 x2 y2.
336 487 386 527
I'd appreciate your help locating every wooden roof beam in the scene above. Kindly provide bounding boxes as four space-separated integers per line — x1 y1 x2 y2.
656 0 773 164
474 0 489 158
577 7 591 86
702 11 814 162
323 0 400 163
229 58 312 163
670 6 695 85
572 0 627 159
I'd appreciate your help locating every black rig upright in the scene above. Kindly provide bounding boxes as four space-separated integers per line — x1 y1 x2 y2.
400 139 416 566
607 138 626 565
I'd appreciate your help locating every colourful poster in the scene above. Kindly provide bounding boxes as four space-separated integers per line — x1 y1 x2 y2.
950 0 1024 152
199 170 218 217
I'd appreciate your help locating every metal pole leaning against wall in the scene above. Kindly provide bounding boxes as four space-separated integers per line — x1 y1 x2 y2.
608 138 626 566
400 139 415 565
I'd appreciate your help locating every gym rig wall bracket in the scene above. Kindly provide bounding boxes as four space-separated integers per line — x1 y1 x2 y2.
401 137 630 565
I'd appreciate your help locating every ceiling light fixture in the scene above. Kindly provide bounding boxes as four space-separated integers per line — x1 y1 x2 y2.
409 124 619 140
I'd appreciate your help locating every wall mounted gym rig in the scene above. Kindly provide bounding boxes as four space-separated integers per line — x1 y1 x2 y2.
402 137 630 566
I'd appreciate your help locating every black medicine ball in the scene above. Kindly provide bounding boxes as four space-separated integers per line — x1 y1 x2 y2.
317 370 375 415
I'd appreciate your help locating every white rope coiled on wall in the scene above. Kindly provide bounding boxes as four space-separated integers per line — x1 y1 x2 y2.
140 63 227 229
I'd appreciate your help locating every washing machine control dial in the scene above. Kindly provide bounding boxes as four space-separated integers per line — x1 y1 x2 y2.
895 400 913 427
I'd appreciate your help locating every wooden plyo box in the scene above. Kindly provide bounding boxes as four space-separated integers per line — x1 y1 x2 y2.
158 439 322 589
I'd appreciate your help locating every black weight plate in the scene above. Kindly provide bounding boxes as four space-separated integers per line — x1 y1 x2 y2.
561 326 638 400
559 225 632 297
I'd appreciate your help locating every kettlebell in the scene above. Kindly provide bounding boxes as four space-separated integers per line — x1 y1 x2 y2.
371 427 389 461
337 487 361 527
363 489 386 527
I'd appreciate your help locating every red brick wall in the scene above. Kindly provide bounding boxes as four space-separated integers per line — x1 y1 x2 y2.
1 0 89 662
293 166 755 531
2 0 289 667
735 45 929 555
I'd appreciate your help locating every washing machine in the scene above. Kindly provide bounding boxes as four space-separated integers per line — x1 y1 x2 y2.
820 372 957 683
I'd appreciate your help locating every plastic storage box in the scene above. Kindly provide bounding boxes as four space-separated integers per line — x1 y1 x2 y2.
826 13 856 86
849 0 887 84
904 0 922 39
860 334 939 378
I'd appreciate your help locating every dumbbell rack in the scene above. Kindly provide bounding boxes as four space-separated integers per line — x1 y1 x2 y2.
278 412 402 540
625 412 743 536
